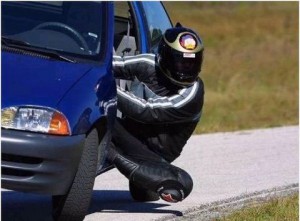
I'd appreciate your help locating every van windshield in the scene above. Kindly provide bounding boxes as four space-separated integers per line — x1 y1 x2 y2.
1 1 105 61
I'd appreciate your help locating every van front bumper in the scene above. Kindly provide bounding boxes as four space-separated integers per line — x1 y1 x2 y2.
1 129 85 195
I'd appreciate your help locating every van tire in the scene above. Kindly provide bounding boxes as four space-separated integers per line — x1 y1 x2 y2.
52 129 99 221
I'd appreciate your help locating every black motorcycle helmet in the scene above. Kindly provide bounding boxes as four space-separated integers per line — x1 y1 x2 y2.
158 25 204 87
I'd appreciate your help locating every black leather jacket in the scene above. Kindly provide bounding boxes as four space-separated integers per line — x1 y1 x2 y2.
113 54 204 162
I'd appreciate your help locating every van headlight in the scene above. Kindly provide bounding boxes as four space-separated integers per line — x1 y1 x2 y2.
1 106 71 135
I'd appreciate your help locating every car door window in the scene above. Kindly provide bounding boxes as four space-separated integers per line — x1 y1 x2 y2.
114 2 138 56
140 2 172 53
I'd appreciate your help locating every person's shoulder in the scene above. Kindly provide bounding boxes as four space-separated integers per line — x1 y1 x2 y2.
194 77 205 95
196 77 204 87
182 78 204 93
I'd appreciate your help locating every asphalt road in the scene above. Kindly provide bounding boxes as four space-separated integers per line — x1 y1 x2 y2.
2 126 299 221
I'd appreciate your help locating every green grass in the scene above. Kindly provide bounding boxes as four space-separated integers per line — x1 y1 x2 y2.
164 2 299 134
215 194 299 221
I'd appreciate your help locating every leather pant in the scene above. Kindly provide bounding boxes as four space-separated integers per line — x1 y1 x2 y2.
110 119 193 202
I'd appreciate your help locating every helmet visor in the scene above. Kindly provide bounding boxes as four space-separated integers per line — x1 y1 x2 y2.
167 50 202 84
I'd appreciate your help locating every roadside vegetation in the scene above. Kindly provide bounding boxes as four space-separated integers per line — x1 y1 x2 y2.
164 2 299 134
164 2 299 221
215 194 299 221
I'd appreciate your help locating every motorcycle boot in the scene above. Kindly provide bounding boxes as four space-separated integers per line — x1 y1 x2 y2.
112 151 193 203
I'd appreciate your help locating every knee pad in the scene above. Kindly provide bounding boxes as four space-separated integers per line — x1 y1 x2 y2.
113 153 193 203
132 162 193 203
156 170 193 203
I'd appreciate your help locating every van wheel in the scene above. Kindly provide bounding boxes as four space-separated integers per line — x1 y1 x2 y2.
52 129 99 221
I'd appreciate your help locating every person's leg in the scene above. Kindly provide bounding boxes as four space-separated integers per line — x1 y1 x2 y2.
108 119 163 201
111 118 166 163
109 119 193 202
112 151 193 202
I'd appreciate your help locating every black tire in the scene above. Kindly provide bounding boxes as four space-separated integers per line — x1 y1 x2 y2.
129 181 160 202
52 129 99 221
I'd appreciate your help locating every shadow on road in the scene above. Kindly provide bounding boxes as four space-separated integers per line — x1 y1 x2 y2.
89 190 183 216
2 190 182 220
2 191 52 221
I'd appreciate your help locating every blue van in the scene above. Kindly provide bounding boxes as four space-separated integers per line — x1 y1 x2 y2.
1 1 173 220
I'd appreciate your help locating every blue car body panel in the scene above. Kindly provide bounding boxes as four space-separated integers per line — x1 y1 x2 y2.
2 2 116 136
1 2 116 194
57 62 117 135
2 52 93 109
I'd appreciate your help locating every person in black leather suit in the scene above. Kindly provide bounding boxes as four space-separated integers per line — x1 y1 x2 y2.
109 25 205 203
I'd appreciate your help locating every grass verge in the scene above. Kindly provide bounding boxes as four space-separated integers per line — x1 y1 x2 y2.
215 194 299 221
164 2 299 134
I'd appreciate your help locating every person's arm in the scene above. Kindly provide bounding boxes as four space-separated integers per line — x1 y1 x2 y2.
117 79 204 124
113 54 156 80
